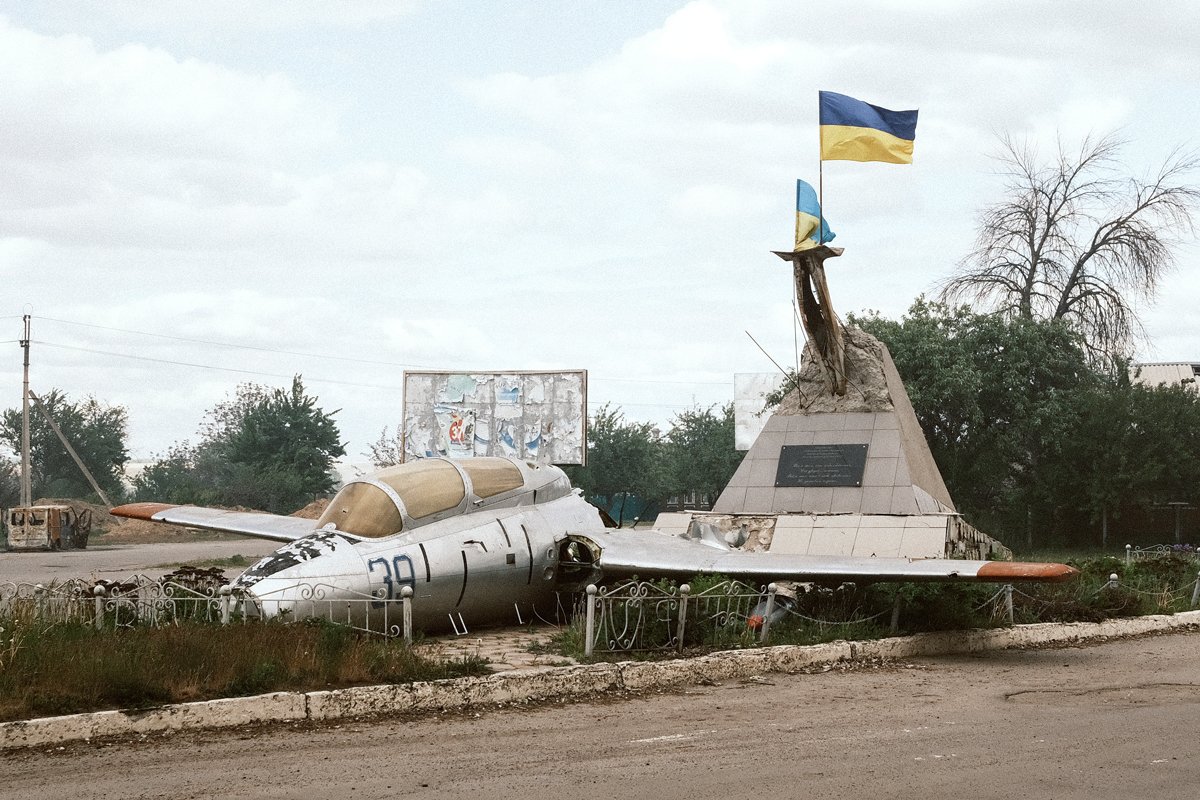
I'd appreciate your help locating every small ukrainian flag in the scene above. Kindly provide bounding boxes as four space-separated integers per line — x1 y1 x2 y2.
819 91 918 164
795 179 834 250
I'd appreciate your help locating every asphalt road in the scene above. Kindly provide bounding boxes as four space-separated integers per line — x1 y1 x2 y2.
4 632 1199 799
0 539 279 585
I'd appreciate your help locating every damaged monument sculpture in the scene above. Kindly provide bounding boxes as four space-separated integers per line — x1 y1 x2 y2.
656 187 1014 566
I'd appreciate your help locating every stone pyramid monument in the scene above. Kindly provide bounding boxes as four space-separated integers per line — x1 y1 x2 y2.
654 245 1008 561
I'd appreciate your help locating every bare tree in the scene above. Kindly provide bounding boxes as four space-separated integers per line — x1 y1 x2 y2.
940 133 1199 360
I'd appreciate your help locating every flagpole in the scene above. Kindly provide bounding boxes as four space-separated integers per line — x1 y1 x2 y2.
818 158 824 245
817 90 825 245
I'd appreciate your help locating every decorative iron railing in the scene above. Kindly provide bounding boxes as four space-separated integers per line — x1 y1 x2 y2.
581 579 785 656
0 576 416 643
1125 543 1200 563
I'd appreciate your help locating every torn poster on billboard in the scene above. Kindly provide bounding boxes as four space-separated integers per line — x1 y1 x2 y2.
402 370 587 464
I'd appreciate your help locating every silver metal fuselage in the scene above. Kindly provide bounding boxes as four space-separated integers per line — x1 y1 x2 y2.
233 474 604 632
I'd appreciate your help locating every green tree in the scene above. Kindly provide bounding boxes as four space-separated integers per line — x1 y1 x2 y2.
133 376 345 514
0 390 129 502
661 404 742 508
0 456 19 508
129 442 220 507
567 404 664 525
852 300 1099 547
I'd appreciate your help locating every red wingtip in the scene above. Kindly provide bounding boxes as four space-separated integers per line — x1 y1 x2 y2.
977 561 1079 583
110 502 178 521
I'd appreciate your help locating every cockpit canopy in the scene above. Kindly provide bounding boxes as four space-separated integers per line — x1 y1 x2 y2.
316 457 530 539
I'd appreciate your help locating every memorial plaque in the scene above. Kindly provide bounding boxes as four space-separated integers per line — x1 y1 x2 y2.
775 444 869 488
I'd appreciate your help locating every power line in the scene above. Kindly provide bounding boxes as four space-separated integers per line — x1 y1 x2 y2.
34 341 404 391
33 340 716 410
34 315 439 370
33 314 732 387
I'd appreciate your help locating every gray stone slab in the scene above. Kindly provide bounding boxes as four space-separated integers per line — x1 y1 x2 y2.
841 413 877 433
862 457 898 487
807 524 855 556
807 414 846 431
769 521 813 554
873 413 901 430
751 430 786 454
762 415 789 432
830 487 861 513
782 429 816 445
800 487 833 513
889 486 920 515
743 487 775 512
711 486 745 513
870 427 901 458
852 526 905 558
859 486 895 514
748 457 779 486
893 455 912 488
771 487 806 512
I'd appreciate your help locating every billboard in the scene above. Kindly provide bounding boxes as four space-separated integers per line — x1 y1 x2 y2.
402 370 587 465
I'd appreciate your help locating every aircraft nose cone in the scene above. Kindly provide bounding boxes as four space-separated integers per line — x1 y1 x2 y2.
233 531 367 618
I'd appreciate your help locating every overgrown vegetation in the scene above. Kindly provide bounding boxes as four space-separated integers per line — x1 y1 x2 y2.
849 300 1200 550
542 556 1200 662
0 619 488 722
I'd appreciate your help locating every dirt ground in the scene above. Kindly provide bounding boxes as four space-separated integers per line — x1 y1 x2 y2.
4 632 1200 799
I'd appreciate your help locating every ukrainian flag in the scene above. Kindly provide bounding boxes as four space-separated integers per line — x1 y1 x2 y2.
795 179 834 250
819 91 918 164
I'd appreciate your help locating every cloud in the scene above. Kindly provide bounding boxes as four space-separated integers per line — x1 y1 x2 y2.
14 1 422 34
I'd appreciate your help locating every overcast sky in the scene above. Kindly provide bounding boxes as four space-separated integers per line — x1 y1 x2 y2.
2 1 1198 465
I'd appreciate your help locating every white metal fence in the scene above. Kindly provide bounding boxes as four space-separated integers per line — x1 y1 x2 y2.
581 579 902 656
0 576 417 643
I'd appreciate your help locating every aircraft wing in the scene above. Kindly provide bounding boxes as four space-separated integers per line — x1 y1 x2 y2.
110 502 319 543
571 528 1077 583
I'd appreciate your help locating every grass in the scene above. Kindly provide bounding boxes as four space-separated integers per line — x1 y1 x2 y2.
542 553 1200 662
0 619 490 722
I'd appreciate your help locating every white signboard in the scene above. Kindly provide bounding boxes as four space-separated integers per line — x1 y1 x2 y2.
734 372 784 451
402 371 587 464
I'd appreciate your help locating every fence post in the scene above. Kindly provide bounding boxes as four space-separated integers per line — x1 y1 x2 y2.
584 584 597 658
1191 571 1200 608
401 585 413 645
677 584 690 653
34 584 45 621
219 585 232 625
1003 584 1014 625
1125 544 1132 565
1107 573 1120 591
760 584 777 644
381 589 389 637
93 585 107 630
890 591 902 634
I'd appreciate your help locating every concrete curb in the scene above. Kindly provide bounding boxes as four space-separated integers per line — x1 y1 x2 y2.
5 611 1200 750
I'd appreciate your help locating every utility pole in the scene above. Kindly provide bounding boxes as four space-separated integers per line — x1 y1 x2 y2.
19 314 31 508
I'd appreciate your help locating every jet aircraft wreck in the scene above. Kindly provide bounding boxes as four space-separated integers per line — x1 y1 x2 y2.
112 456 1076 633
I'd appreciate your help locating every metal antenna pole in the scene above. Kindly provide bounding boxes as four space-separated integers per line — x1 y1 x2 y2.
27 390 113 509
19 314 31 508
